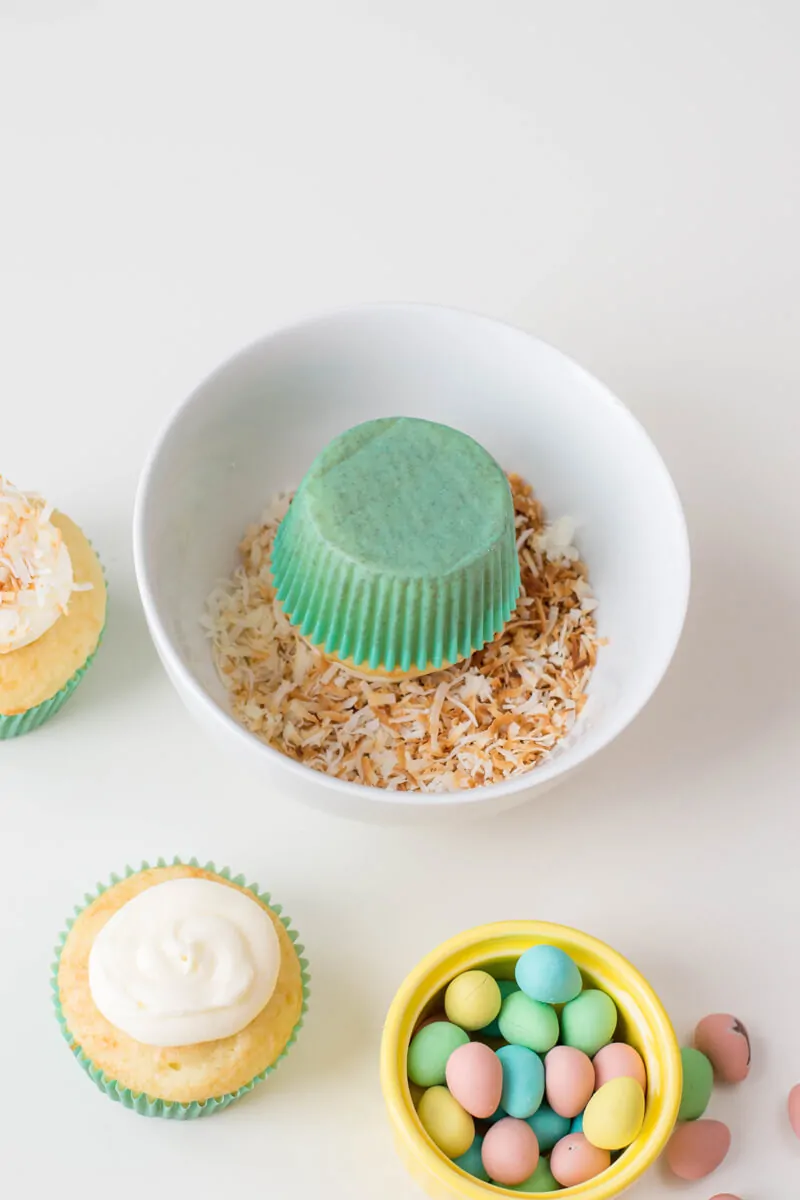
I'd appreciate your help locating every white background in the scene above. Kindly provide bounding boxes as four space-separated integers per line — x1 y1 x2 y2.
2 2 799 1196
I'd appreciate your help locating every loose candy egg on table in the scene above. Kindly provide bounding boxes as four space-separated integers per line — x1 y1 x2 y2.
666 1118 731 1180
582 1077 645 1150
481 1117 540 1186
445 970 502 1031
592 1042 647 1091
497 1043 546 1118
560 988 618 1057
527 1103 571 1152
694 1013 751 1083
550 1132 611 1186
788 1083 800 1138
515 945 583 1005
514 1155 561 1192
453 1135 489 1182
408 1021 470 1087
545 1045 596 1118
498 991 560 1054
678 1046 714 1121
445 1042 503 1119
417 1085 475 1159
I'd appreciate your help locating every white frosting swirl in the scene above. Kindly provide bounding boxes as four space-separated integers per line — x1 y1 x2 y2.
0 478 88 654
88 879 281 1047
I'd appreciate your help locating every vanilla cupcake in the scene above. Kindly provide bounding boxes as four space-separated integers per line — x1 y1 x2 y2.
0 478 106 737
53 858 309 1118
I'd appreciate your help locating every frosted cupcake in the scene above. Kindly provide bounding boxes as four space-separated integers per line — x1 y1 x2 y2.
53 859 309 1118
272 418 520 679
0 478 106 737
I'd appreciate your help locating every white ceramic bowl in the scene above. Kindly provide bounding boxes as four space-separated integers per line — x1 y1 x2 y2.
133 304 689 823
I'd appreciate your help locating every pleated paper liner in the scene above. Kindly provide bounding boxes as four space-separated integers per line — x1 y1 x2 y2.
51 857 311 1119
273 493 520 676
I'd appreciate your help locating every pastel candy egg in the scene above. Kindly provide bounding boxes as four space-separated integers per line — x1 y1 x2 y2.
709 1196 741 1200
526 1103 571 1152
560 989 618 1057
694 1013 751 1083
407 1021 469 1087
497 1044 545 1118
514 1156 561 1191
479 980 518 1038
498 991 559 1054
678 1047 714 1121
666 1119 731 1180
550 1133 611 1186
446 1042 503 1119
583 1077 645 1150
570 1112 584 1133
516 945 582 1005
417 1086 475 1159
486 1103 508 1125
481 1117 540 1186
545 1046 595 1118
788 1083 800 1138
445 970 502 1031
592 1042 647 1091
453 1135 489 1182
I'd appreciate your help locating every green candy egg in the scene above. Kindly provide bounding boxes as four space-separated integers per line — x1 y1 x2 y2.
479 980 518 1038
499 991 559 1054
678 1047 714 1121
560 989 618 1057
407 1021 470 1087
453 1135 489 1182
515 1156 562 1191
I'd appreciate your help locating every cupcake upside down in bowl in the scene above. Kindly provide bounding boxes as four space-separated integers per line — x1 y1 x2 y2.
134 304 689 822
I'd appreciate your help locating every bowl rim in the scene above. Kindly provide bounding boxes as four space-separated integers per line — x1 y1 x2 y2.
133 301 691 808
379 919 682 1198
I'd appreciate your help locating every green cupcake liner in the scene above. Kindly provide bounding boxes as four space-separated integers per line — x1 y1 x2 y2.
273 418 521 674
0 624 105 740
51 856 311 1119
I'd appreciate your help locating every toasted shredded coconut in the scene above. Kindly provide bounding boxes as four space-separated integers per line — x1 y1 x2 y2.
203 475 603 791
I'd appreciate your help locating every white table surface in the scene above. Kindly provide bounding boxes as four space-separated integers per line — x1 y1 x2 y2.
2 2 799 1196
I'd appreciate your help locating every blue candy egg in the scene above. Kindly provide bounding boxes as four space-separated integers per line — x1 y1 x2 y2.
570 1112 584 1134
515 944 583 1005
497 1044 545 1119
453 1135 489 1181
527 1103 571 1152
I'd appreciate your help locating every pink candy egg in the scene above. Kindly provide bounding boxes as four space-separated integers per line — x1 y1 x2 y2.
545 1046 595 1118
550 1133 610 1186
592 1043 647 1092
788 1084 800 1138
481 1117 540 1186
666 1119 731 1180
694 1014 751 1083
709 1195 741 1200
445 1042 503 1119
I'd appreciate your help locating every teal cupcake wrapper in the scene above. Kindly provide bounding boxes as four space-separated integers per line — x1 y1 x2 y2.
51 856 311 1119
0 541 106 739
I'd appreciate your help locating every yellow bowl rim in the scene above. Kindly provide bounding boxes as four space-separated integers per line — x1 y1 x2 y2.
380 921 682 1200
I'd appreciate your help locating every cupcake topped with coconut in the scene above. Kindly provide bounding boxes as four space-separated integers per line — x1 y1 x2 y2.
0 477 106 736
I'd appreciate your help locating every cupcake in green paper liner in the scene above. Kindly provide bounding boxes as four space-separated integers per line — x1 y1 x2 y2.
272 417 520 679
52 858 310 1118
0 477 106 738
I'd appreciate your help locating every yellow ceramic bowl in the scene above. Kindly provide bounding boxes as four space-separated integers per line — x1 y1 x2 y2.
380 922 681 1199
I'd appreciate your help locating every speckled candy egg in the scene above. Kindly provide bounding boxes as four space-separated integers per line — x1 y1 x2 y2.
666 1119 731 1180
560 988 618 1057
550 1133 611 1186
417 1086 475 1159
497 1044 545 1118
481 1117 540 1186
592 1042 647 1091
445 970 502 1031
694 1013 751 1084
446 1042 503 1119
545 1045 595 1118
583 1077 645 1150
407 1021 470 1087
515 945 583 1005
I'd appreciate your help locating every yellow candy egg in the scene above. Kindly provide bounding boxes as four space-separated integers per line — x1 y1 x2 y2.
417 1086 475 1159
583 1077 645 1151
444 970 502 1031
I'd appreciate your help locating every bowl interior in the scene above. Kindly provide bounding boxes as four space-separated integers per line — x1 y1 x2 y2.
136 305 688 793
381 922 681 1199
